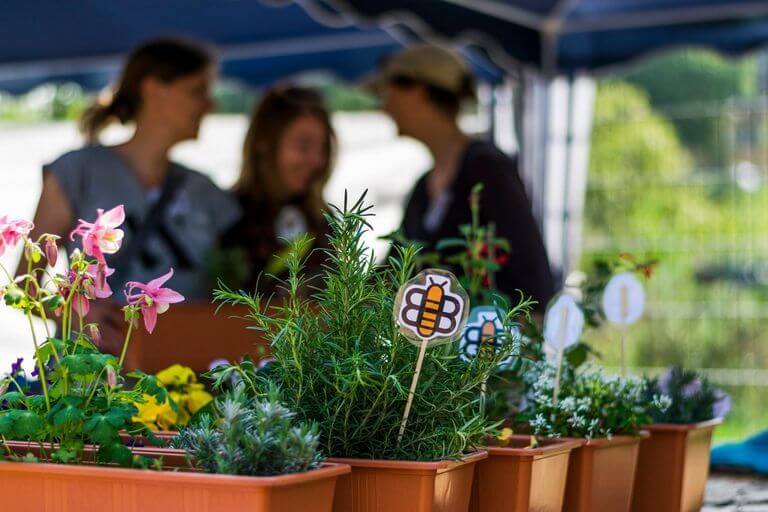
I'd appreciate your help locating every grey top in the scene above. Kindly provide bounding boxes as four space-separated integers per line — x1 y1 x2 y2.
45 145 241 301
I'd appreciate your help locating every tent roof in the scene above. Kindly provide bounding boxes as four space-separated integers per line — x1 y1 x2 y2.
0 0 503 94
1 0 767 93
303 0 768 73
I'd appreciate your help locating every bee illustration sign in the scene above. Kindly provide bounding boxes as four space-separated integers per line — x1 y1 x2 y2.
460 306 515 363
395 269 468 347
394 269 468 441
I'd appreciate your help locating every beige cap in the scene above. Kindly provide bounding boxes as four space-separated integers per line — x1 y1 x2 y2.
365 44 474 97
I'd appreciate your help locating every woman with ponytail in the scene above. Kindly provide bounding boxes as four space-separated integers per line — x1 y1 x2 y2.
367 44 555 311
30 38 240 345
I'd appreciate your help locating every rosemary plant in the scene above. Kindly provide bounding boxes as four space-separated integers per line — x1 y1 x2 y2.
212 193 533 461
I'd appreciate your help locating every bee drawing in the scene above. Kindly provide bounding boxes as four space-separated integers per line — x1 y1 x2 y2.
462 309 501 359
399 274 464 340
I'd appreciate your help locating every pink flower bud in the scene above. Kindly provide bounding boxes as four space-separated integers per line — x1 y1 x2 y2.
44 239 58 266
0 381 8 395
105 365 117 388
89 324 102 345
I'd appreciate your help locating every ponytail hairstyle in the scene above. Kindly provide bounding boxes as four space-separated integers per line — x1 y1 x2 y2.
79 38 213 141
234 85 335 227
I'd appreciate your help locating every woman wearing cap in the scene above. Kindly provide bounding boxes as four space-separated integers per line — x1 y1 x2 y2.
28 38 240 346
370 44 554 310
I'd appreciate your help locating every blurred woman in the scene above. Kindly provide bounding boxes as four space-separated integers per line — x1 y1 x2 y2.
368 44 555 310
29 38 240 343
223 85 335 293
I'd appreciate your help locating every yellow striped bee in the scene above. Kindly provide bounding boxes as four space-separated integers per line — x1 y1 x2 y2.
397 271 466 343
460 306 514 363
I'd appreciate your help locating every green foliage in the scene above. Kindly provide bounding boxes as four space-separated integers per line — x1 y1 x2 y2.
519 364 665 439
587 81 703 239
644 367 730 424
212 193 533 461
621 49 757 165
174 389 322 476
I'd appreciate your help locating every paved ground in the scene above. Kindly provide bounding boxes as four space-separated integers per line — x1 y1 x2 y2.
706 473 768 511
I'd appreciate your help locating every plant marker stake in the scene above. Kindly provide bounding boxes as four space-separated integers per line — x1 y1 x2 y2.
394 270 469 445
552 305 569 405
620 285 629 376
398 337 430 443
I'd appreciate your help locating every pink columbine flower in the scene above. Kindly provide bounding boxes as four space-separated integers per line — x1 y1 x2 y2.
124 269 184 333
105 365 117 388
43 237 59 267
89 324 102 345
0 216 34 257
85 264 114 299
69 205 125 264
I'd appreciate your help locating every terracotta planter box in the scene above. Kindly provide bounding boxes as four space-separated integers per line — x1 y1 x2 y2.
469 435 584 512
329 451 487 512
0 440 349 512
632 418 722 512
122 303 269 374
563 433 648 512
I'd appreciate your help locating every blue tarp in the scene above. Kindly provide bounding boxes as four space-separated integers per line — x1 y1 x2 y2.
0 0 503 94
1 0 767 93
302 0 768 73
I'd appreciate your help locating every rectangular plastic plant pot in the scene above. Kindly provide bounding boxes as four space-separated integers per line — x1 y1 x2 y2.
469 435 584 512
562 433 648 512
632 418 722 512
0 455 349 512
328 451 487 512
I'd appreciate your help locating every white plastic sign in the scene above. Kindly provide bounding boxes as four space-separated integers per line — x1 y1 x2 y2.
602 272 645 326
274 205 309 242
543 294 584 352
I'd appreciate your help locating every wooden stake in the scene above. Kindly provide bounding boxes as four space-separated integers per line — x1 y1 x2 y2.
552 306 569 405
398 338 430 443
620 285 629 376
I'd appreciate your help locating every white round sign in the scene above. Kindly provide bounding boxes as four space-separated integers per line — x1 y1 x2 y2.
543 293 584 352
602 272 645 326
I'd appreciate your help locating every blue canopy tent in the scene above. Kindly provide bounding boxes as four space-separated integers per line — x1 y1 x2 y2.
294 0 768 74
0 0 506 94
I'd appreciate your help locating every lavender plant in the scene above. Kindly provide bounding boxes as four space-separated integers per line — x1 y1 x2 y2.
173 389 322 476
644 366 730 423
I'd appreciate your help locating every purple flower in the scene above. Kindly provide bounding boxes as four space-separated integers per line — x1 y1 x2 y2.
657 367 673 394
713 390 731 419
10 357 23 375
31 365 39 378
681 378 703 398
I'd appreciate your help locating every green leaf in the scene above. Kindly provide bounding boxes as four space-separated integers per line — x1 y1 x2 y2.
49 396 85 426
0 412 15 435
36 338 65 365
97 442 133 467
435 238 468 250
51 448 78 463
0 392 26 407
84 415 120 445
13 411 44 437
60 354 116 375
